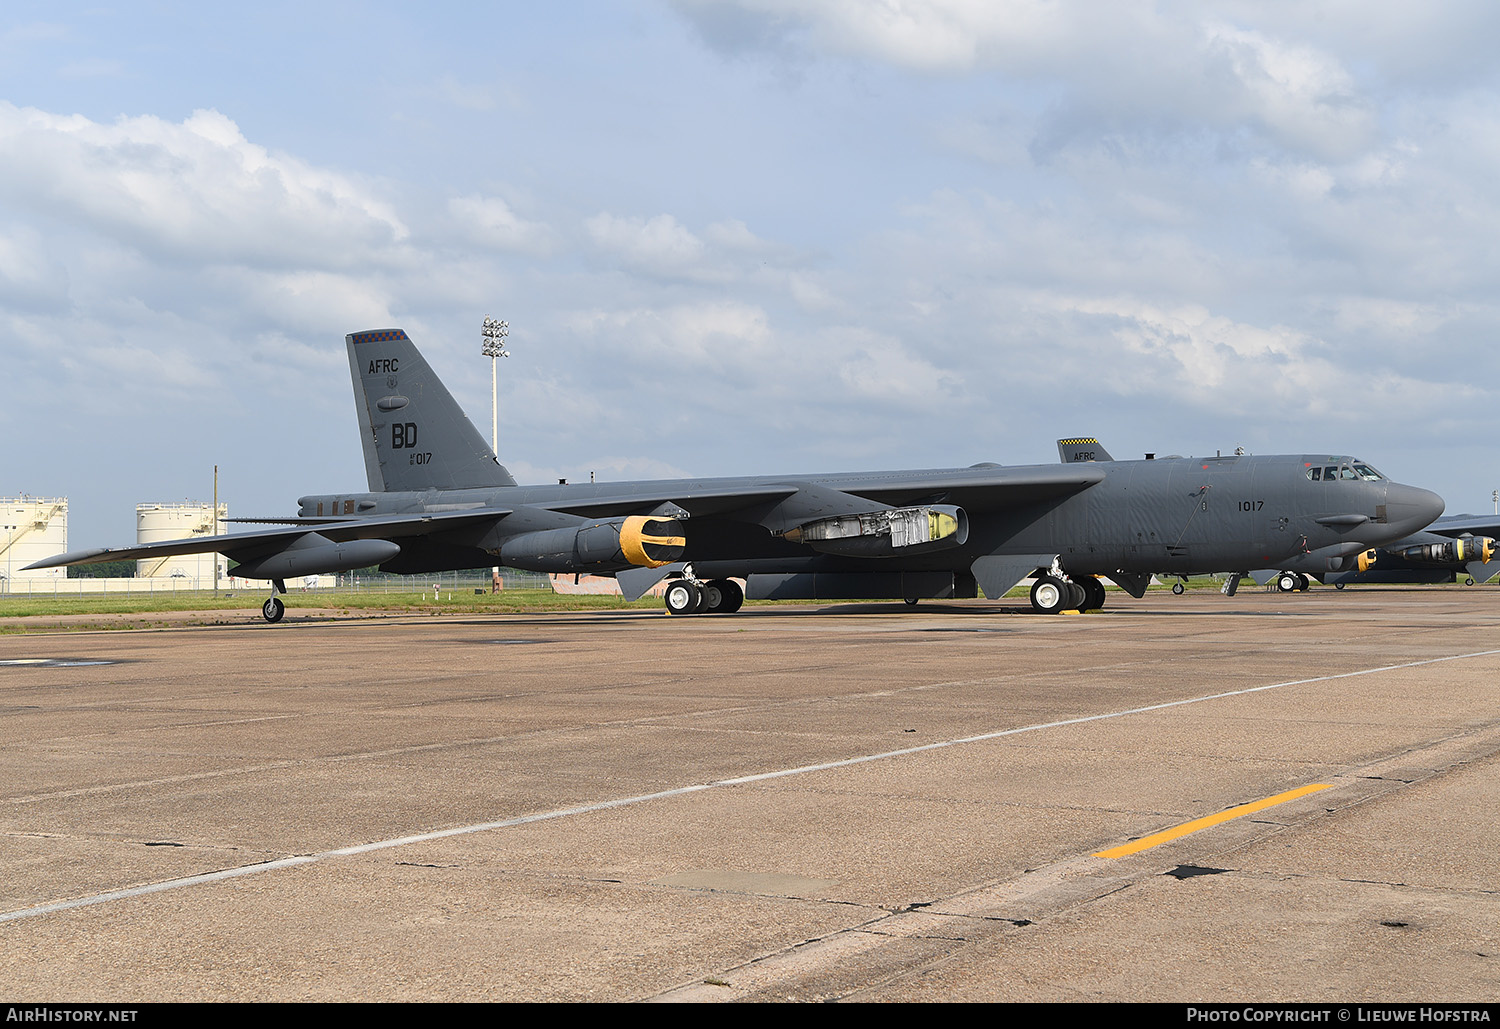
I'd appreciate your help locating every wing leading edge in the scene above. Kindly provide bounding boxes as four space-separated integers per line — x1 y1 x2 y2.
24 509 509 570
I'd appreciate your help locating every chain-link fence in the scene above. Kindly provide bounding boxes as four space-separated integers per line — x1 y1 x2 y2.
2 567 555 597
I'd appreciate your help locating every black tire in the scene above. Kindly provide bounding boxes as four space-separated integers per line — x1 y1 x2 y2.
665 580 700 616
1065 580 1087 610
1334 582 1346 590
701 580 724 612
904 597 919 606
1171 582 1185 595
708 578 743 614
262 597 285 623
1277 572 1298 593
1466 577 1476 586
1030 575 1068 614
1079 577 1106 611
1294 573 1310 592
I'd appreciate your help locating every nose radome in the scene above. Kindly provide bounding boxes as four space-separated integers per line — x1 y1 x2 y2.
1385 483 1445 535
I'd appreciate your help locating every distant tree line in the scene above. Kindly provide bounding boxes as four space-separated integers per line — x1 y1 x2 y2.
67 561 137 578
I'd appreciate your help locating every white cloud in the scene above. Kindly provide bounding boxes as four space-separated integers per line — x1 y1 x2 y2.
1204 24 1375 161
582 210 790 283
0 104 408 267
675 1 1380 162
585 211 708 275
831 328 961 405
566 300 773 369
449 194 555 254
215 269 398 337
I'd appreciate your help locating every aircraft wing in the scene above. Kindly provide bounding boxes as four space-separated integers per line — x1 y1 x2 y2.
538 488 799 520
537 466 1106 522
834 466 1107 510
24 509 509 569
1423 514 1500 539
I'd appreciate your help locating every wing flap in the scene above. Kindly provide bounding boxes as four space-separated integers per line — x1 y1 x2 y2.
537 467 1105 525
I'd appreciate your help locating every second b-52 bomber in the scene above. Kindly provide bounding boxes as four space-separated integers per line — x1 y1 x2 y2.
30 328 1445 622
1299 513 1499 590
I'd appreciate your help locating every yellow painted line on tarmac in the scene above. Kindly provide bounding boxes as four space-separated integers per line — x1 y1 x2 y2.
1095 783 1333 859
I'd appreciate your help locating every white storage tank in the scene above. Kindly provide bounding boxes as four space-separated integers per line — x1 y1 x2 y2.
0 496 68 582
136 502 228 581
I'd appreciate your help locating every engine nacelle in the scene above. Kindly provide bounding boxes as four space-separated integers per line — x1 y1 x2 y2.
1280 541 1372 573
498 515 685 573
232 534 401 579
782 505 968 558
1395 536 1497 566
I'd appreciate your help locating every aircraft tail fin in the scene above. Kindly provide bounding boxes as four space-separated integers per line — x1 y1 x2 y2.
1057 438 1114 464
346 329 519 492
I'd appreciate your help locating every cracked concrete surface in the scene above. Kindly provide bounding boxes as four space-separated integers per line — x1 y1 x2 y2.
1 589 1497 1001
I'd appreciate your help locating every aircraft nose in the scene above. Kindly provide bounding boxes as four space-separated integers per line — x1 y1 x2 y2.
1384 482 1445 536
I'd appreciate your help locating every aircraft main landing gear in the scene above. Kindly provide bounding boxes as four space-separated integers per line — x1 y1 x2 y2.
665 573 743 615
1276 572 1310 593
1030 571 1105 613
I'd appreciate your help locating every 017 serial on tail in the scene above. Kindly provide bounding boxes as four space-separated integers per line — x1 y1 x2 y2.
29 328 1446 623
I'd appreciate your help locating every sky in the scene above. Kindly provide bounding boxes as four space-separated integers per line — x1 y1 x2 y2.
3 1 1499 546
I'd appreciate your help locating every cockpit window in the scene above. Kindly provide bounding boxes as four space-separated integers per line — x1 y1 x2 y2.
1352 461 1383 480
1307 467 1321 481
1324 465 1339 480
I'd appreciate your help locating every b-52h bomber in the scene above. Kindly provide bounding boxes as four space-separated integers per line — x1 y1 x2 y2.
29 328 1445 622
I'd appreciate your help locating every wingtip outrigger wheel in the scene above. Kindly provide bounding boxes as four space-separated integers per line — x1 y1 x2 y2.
263 579 287 623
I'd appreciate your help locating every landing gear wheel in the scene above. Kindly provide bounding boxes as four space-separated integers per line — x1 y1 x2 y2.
262 597 285 623
1030 575 1068 614
665 580 701 616
1466 577 1476 586
1064 580 1087 610
1078 577 1106 611
1277 572 1298 593
904 597 919 606
704 578 743 614
1171 582 1185 595
1334 582 1346 590
1294 573 1310 592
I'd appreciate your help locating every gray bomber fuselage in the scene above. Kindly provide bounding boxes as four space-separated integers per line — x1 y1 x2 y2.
295 451 1438 580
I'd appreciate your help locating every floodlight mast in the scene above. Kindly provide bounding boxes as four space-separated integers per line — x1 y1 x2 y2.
481 316 510 455
482 316 510 588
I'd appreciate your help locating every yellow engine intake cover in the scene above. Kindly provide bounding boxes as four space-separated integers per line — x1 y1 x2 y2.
619 516 686 568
